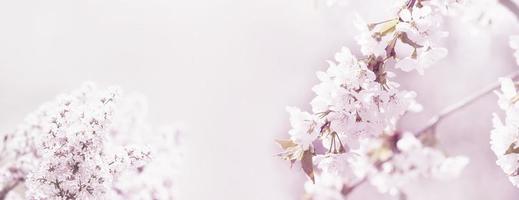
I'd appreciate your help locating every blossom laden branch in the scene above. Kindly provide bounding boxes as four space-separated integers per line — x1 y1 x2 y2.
277 0 470 199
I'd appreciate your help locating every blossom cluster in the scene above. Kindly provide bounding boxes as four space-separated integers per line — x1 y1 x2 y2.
277 0 469 198
355 0 453 75
305 132 468 199
0 83 182 199
491 77 519 187
278 48 423 183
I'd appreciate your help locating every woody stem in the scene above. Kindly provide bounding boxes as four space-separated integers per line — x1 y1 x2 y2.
416 70 519 135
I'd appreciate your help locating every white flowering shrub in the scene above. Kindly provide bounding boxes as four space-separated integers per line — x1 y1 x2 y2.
0 83 182 200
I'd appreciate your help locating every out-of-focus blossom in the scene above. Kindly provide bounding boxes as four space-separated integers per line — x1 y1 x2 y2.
459 0 505 26
359 133 468 195
305 133 468 199
0 83 182 199
303 172 346 200
109 126 183 200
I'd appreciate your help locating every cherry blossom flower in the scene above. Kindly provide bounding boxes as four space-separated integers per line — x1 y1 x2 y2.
352 1 455 75
363 133 468 194
355 1 456 74
287 107 322 150
491 77 519 187
305 132 468 199
303 172 346 200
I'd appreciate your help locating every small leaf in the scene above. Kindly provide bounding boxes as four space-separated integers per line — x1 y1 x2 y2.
411 49 418 59
338 143 347 153
341 184 355 196
367 23 376 31
505 143 519 155
417 128 437 147
277 150 293 160
512 94 519 104
275 139 297 150
399 32 423 48
377 18 399 36
291 147 305 160
385 37 398 59
290 159 296 168
399 192 408 200
301 149 315 183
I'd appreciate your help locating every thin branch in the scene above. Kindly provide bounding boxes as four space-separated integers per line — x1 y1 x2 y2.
499 0 519 21
341 177 367 199
416 70 519 135
0 180 20 200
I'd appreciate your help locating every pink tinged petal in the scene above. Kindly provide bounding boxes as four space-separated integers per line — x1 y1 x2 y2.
418 47 448 70
399 9 412 22
395 57 418 73
499 77 517 100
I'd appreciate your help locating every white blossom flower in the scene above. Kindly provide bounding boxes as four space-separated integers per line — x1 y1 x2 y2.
304 172 345 200
310 47 420 142
432 156 470 180
357 133 468 195
353 16 390 57
395 47 448 75
392 4 450 74
109 127 183 200
460 0 504 26
491 77 519 187
287 107 321 150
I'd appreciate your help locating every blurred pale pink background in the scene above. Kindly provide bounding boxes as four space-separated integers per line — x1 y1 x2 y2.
1 0 519 199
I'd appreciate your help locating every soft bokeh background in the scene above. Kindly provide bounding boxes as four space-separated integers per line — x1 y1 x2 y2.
1 0 519 199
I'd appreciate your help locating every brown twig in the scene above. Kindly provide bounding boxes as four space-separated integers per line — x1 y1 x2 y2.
416 70 519 135
341 177 367 199
499 0 519 21
0 180 20 200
